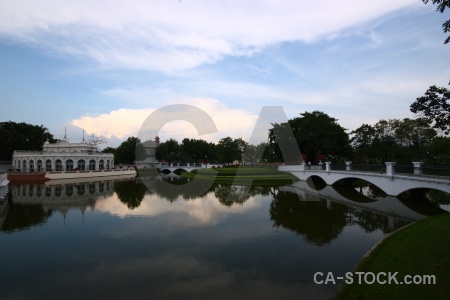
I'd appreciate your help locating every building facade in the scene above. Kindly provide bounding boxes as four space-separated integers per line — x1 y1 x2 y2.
135 137 159 169
12 138 114 172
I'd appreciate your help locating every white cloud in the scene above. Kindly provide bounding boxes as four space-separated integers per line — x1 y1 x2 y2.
71 98 260 145
0 0 419 72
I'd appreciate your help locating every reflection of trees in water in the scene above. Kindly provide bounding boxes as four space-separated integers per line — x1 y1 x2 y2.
269 191 348 246
269 190 415 245
345 208 409 234
424 190 450 206
114 180 147 209
215 185 250 206
398 190 449 216
2 202 53 232
333 186 379 204
151 177 215 202
214 185 272 207
334 179 387 201
150 176 273 206
359 184 387 201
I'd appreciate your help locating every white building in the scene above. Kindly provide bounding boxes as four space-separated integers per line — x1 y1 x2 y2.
12 137 114 172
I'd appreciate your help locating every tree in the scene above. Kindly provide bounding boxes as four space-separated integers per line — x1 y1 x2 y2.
393 118 436 147
350 124 376 163
101 147 116 154
422 0 450 44
155 138 181 162
269 111 349 163
427 136 450 164
410 85 450 134
216 137 247 165
180 138 216 163
0 121 55 160
114 180 147 209
115 136 142 164
410 2 450 135
87 134 107 146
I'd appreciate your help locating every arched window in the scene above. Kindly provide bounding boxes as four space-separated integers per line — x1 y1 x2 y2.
77 184 85 195
106 160 110 169
66 159 74 171
89 183 96 194
55 185 62 197
37 160 43 172
23 160 27 172
89 159 96 170
78 159 85 171
99 159 104 170
36 185 42 197
46 159 52 171
29 160 35 172
55 159 62 171
65 184 73 196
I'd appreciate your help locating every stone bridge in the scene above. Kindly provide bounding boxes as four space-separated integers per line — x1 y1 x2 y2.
157 163 207 174
279 162 450 196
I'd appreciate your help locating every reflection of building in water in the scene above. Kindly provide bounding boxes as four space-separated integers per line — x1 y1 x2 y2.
11 134 114 172
0 194 8 229
0 173 8 228
0 172 8 199
10 180 119 214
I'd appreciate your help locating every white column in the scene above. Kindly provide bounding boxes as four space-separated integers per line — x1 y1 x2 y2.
385 162 396 176
325 161 331 172
300 162 306 171
412 162 423 175
345 161 352 171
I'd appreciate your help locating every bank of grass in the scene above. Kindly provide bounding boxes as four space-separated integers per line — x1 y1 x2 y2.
181 166 299 186
335 213 450 300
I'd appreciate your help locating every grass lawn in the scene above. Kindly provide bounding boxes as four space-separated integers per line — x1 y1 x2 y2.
334 213 450 300
180 166 299 186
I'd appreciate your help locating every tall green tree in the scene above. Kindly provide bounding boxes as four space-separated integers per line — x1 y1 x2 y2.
269 111 349 163
155 138 181 162
180 138 216 162
427 136 450 164
350 124 376 163
115 136 143 164
216 137 248 164
0 121 55 160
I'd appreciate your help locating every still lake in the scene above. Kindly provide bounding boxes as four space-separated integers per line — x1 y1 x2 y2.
0 175 448 299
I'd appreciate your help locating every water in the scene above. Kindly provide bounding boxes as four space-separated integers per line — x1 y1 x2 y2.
0 176 448 300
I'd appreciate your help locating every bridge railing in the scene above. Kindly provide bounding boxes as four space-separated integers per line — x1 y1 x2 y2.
395 164 450 180
337 164 386 173
327 164 449 180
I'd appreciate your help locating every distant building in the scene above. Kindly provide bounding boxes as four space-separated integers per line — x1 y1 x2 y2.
11 135 114 172
135 136 159 169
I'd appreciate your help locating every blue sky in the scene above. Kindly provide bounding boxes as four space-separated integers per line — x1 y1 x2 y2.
0 0 449 148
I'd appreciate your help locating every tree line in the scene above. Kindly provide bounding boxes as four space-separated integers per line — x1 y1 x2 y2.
1 106 449 166
105 110 449 166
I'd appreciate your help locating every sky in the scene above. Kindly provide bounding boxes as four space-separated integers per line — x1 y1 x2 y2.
0 0 449 148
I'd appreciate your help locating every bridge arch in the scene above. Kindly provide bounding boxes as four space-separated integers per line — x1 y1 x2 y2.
284 167 450 197
173 168 188 175
305 176 327 190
